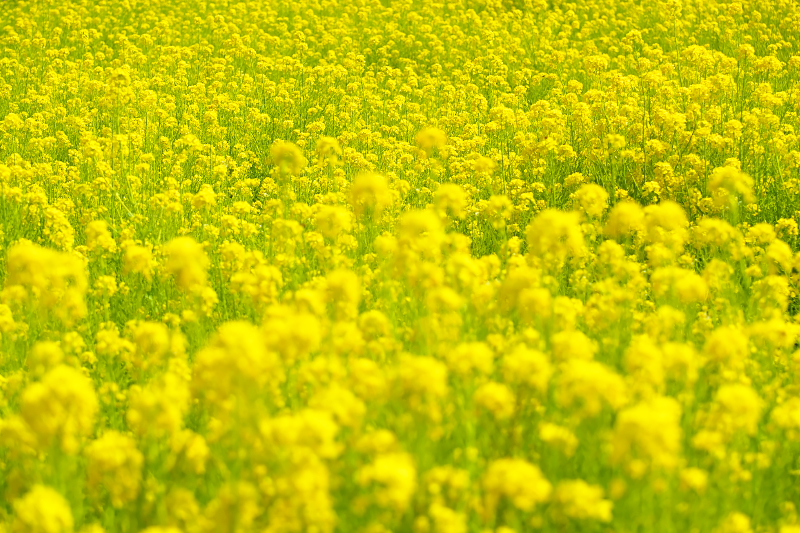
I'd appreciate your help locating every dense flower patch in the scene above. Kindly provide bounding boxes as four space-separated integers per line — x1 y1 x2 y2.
2 0 800 532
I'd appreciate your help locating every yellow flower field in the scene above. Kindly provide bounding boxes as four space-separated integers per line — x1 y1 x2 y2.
2 0 800 531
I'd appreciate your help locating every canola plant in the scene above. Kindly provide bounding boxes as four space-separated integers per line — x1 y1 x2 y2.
1 0 800 532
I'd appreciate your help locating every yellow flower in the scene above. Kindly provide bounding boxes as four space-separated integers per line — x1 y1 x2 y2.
125 320 173 374
349 358 388 400
349 172 392 221
3 113 25 131
709 165 754 206
747 223 776 245
127 369 191 439
192 321 283 407
139 528 182 533
551 330 597 362
316 136 342 163
325 268 361 319
715 512 753 533
445 342 495 377
679 468 709 494
552 480 613 522
260 409 341 459
122 243 155 281
357 452 417 512
85 431 144 508
3 240 88 325
766 239 793 274
712 383 763 437
574 183 609 218
21 365 98 453
315 205 352 240
483 458 551 519
271 140 307 176
263 306 322 362
604 201 645 239
168 429 210 475
501 345 553 394
85 220 117 254
164 489 201 532
26 341 64 378
651 267 708 304
161 236 210 291
473 155 496 173
704 326 749 369
611 396 682 473
538 422 578 457
556 359 628 417
191 184 218 211
473 382 516 420
415 126 447 156
397 209 444 253
203 482 261 533
428 504 467 533
12 485 73 533
435 183 468 220
644 201 688 250
309 384 367 429
526 210 585 266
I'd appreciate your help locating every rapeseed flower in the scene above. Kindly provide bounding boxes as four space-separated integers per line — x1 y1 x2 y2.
0 1 799 532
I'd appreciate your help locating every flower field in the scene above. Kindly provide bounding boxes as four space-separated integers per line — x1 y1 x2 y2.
3 0 800 531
